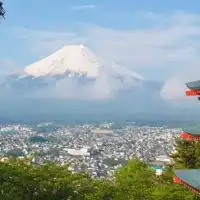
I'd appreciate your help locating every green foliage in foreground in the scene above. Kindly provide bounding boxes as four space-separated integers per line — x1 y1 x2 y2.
0 158 198 200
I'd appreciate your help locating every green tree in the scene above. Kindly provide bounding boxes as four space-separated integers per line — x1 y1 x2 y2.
113 159 200 200
0 158 114 200
153 166 200 200
0 157 199 200
172 138 197 169
153 183 199 200
114 159 156 200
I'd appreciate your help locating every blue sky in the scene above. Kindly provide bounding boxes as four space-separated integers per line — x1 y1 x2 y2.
1 0 200 81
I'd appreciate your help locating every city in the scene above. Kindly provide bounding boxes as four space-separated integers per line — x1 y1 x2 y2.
1 0 200 198
0 122 178 178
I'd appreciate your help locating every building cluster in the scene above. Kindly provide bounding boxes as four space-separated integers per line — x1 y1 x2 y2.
0 123 178 178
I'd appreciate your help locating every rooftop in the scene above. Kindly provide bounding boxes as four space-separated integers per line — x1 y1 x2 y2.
186 80 200 90
182 126 200 136
174 169 200 190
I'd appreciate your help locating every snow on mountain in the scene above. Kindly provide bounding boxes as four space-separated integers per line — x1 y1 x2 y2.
24 45 101 78
0 44 145 100
24 44 143 82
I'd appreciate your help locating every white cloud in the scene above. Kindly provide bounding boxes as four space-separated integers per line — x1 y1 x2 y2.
70 4 96 11
10 11 200 101
0 59 19 75
161 62 200 102
85 25 200 69
13 12 200 69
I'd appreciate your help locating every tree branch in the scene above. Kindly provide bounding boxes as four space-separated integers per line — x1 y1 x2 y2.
0 1 5 18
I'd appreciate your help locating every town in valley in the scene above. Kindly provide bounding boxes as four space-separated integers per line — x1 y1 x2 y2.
0 122 178 178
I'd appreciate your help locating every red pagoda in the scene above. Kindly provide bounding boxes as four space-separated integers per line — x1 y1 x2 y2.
185 80 200 101
180 127 200 141
173 80 200 194
173 169 200 194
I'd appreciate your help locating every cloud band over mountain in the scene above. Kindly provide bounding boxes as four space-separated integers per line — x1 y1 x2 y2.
0 45 143 101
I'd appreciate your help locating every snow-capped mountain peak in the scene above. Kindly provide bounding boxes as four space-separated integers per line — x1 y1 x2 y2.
0 44 146 101
23 44 143 84
24 44 102 78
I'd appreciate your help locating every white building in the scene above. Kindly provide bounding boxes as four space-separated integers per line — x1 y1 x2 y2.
156 155 172 164
67 148 90 156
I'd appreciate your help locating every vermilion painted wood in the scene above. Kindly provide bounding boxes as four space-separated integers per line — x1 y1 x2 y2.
173 176 200 194
185 90 200 96
180 132 200 140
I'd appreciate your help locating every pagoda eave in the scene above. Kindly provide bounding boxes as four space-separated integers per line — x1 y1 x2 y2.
173 176 200 195
186 81 200 91
185 90 200 96
180 132 200 141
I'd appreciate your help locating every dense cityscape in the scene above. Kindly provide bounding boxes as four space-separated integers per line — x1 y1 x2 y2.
0 122 179 178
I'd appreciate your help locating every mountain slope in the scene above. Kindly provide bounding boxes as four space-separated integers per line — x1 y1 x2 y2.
23 44 143 82
0 44 144 100
24 45 101 78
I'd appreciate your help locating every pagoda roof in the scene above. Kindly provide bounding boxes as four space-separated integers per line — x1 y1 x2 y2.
174 169 200 190
186 80 200 90
182 126 200 136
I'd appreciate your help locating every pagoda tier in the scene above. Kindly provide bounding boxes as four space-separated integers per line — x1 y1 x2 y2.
173 169 200 195
185 80 200 100
186 80 200 90
180 132 200 140
173 81 200 195
172 80 200 195
180 127 200 141
185 90 200 96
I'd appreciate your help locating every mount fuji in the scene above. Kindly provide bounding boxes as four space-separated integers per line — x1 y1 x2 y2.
1 44 144 100
0 44 189 122
24 44 143 81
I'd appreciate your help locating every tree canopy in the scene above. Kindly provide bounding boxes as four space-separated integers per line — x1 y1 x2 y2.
172 138 200 169
0 157 199 200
